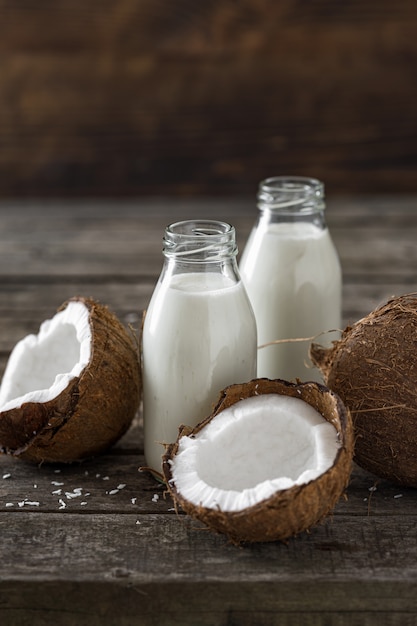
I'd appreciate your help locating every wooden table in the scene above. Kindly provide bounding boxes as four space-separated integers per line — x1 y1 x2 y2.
0 196 416 625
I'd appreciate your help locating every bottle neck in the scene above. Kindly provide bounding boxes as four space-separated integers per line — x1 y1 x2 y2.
161 219 240 280
163 220 237 261
257 176 326 227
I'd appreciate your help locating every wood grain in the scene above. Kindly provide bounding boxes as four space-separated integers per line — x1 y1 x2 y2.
1 1 417 197
0 196 417 624
0 196 413 338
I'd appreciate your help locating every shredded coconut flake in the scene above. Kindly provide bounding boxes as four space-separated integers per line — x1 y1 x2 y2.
65 488 83 499
17 499 40 507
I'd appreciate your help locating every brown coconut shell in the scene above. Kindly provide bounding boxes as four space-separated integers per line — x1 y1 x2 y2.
163 378 353 544
310 293 417 487
0 296 141 463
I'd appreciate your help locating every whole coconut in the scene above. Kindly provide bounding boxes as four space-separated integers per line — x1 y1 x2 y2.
0 297 141 463
310 293 417 487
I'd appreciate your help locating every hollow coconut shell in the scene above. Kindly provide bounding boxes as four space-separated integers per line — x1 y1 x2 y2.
0 296 141 463
310 293 417 487
163 378 353 544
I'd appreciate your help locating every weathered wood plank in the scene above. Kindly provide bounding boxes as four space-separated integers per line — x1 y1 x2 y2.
0 205 413 355
0 282 148 323
1 196 417 228
1 580 417 626
0 199 415 281
1 510 417 626
0 449 414 519
1 195 417 221
0 196 416 625
0 281 409 353
1 2 417 196
0 197 412 350
0 288 410 376
2 227 414 278
1 511 417 588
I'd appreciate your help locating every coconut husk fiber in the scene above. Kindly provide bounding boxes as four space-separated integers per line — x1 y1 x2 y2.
311 292 417 487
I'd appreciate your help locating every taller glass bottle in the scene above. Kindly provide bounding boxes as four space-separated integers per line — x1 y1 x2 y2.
142 219 257 474
239 176 342 383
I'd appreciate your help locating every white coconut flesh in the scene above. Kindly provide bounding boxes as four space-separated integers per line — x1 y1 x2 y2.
169 394 341 512
0 301 91 412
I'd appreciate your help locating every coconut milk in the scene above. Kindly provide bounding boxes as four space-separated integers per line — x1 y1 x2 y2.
143 272 257 473
239 221 341 381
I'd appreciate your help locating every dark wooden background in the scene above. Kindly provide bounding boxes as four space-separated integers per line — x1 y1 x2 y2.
1 0 417 198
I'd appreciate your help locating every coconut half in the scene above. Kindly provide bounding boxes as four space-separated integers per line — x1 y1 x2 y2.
163 378 353 544
0 297 141 463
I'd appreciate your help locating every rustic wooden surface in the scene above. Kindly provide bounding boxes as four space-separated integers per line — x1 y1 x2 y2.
1 196 417 625
1 0 417 197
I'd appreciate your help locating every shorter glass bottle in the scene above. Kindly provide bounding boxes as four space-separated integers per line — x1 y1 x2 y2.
239 176 342 383
142 219 257 475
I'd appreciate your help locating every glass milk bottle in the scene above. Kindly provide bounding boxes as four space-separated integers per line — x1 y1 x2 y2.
142 219 257 474
239 176 342 383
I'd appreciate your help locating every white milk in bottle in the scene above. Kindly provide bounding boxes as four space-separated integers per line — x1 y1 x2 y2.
239 176 342 382
142 220 257 475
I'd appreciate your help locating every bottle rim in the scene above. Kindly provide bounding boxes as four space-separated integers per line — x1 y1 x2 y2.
257 176 325 213
163 219 238 261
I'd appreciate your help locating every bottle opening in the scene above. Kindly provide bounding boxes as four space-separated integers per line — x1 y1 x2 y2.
258 176 325 213
163 220 238 261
